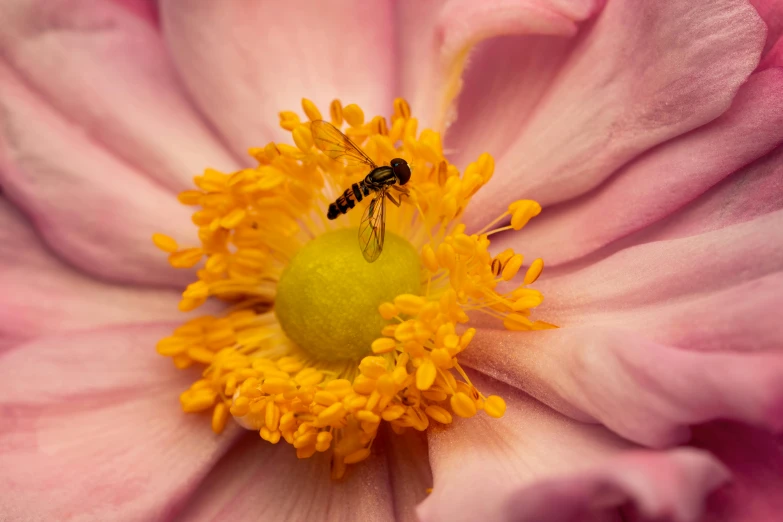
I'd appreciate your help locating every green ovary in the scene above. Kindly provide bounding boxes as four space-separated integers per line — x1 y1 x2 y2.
274 228 421 362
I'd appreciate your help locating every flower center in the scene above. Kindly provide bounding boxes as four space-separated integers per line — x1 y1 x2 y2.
152 96 555 479
275 229 421 362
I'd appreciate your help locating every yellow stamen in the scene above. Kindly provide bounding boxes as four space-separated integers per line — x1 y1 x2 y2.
211 403 229 434
329 99 344 126
301 98 323 122
153 97 553 479
525 258 545 285
483 395 507 418
509 200 542 230
343 104 364 127
152 233 178 253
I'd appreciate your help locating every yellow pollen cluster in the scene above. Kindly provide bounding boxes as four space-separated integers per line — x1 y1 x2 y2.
227 351 500 479
153 97 551 478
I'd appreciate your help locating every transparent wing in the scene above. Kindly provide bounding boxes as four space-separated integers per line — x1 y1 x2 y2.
311 120 377 169
358 189 387 263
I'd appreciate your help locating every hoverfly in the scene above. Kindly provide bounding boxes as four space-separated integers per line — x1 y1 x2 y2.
311 120 411 262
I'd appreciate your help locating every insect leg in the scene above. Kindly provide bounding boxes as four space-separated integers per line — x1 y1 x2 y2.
390 185 410 203
385 192 402 207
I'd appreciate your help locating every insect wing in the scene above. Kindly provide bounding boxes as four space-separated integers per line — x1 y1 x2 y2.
311 120 377 169
358 189 387 262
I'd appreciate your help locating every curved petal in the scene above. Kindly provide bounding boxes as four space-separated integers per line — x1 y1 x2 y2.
520 211 783 357
398 0 602 131
466 0 765 226
171 426 431 522
171 433 396 521
382 428 433 522
509 68 783 266
0 62 195 288
111 0 159 25
529 210 783 314
750 0 783 56
0 325 242 521
600 145 783 255
499 451 727 522
444 34 576 169
760 37 783 68
159 0 395 158
460 256 782 357
516 147 783 284
0 199 190 346
417 374 728 522
603 272 783 354
693 422 783 522
0 0 240 192
461 326 783 447
469 211 783 445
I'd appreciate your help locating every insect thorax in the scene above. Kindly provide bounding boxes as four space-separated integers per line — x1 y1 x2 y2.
365 166 396 189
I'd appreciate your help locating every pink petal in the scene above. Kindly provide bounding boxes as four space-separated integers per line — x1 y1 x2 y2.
159 0 395 158
0 62 195 287
466 0 765 226
503 206 783 353
417 373 729 522
398 0 602 131
603 272 783 354
173 434 397 521
110 0 159 25
444 34 577 169
471 210 783 445
461 326 783 447
0 0 239 192
749 0 783 56
0 199 191 346
382 428 434 521
499 451 728 522
759 37 783 67
507 68 783 266
467 248 783 357
528 210 783 315
0 325 242 521
693 422 783 522
598 145 783 255
507 209 783 355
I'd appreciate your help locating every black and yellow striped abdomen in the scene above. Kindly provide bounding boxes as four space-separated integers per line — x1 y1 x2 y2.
327 181 373 220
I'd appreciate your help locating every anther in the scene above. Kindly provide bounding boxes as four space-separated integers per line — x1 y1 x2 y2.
371 338 397 354
329 99 344 126
524 258 544 284
509 200 542 230
393 97 411 120
437 160 448 186
450 392 478 418
152 233 178 253
293 125 314 152
416 359 437 390
371 115 388 136
501 254 524 281
279 110 300 131
301 98 323 121
491 258 503 276
343 104 365 127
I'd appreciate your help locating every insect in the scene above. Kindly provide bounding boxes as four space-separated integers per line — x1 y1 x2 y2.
311 119 411 262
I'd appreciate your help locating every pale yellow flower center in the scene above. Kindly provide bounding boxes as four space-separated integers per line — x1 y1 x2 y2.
275 229 421 361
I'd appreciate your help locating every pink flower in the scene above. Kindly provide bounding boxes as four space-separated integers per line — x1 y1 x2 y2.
1 0 782 520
